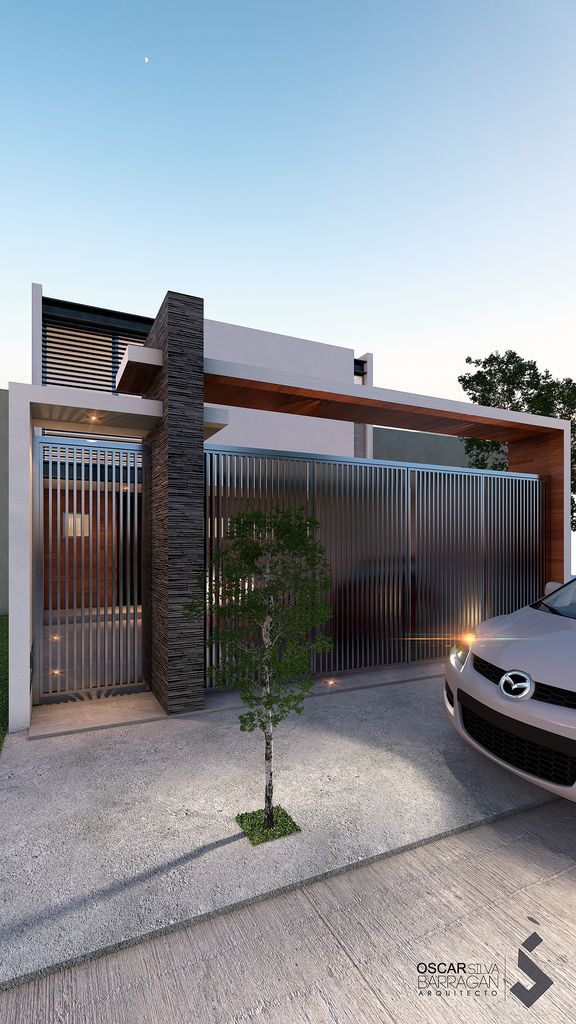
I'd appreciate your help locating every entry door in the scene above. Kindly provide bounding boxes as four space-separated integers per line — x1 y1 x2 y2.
34 437 144 702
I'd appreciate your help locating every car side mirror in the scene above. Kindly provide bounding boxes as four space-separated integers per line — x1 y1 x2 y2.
544 581 563 596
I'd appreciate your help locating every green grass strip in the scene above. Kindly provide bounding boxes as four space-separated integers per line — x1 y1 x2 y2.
236 805 301 845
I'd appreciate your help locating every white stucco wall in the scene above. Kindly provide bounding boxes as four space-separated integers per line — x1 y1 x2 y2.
204 320 360 457
7 382 162 732
8 385 33 732
0 390 8 616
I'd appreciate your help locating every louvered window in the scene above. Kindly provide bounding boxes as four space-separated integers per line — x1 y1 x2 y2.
41 298 152 393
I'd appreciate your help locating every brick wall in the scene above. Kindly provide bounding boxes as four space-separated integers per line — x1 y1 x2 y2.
143 292 205 713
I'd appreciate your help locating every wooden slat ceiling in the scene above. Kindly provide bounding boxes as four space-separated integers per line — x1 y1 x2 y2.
204 370 562 444
116 359 161 395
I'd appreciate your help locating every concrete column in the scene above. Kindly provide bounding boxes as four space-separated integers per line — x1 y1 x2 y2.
31 284 43 386
8 385 33 731
0 390 8 616
357 352 374 459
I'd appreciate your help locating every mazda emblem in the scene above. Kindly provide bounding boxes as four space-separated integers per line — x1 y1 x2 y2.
499 671 534 700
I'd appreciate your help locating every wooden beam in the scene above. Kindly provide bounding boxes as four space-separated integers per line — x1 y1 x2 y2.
204 372 555 443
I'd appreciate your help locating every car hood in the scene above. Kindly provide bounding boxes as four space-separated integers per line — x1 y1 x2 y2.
472 604 576 687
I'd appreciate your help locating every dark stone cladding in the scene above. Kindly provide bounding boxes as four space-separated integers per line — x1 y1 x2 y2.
142 291 205 713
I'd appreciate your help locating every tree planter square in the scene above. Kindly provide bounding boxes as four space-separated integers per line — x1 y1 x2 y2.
236 805 301 845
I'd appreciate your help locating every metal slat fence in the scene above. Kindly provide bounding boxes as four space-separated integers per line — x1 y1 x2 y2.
34 437 144 702
204 447 544 679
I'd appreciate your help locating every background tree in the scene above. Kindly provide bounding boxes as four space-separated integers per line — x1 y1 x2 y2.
458 350 576 529
187 506 331 834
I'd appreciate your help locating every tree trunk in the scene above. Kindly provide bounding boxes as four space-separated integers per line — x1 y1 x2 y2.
264 713 274 829
261 556 275 830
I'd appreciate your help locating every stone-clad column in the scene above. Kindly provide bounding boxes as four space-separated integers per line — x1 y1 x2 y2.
143 291 204 713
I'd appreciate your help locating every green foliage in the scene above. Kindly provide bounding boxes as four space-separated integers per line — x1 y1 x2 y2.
185 505 332 733
459 350 576 528
0 616 7 749
460 437 508 473
236 805 301 845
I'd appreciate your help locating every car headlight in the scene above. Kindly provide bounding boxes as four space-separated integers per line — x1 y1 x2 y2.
449 632 475 671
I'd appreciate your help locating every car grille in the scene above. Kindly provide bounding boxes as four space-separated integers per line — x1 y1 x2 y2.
459 691 576 787
472 655 502 685
532 681 576 710
472 654 576 710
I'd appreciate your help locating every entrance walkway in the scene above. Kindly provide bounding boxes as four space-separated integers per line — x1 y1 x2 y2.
29 690 166 739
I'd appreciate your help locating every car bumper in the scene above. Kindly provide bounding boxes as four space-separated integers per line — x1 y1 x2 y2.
445 653 576 801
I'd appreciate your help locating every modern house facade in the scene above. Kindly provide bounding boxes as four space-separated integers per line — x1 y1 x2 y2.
7 285 571 734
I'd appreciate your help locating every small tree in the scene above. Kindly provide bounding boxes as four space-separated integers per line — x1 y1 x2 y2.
186 505 331 833
459 349 576 528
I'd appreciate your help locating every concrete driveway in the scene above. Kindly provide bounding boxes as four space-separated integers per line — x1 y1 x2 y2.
0 661 553 987
3 799 574 1024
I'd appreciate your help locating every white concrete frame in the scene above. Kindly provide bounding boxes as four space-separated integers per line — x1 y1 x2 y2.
205 355 572 583
8 383 163 732
31 283 43 386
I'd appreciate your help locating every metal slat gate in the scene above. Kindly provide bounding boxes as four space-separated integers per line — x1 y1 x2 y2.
205 448 544 678
33 436 144 702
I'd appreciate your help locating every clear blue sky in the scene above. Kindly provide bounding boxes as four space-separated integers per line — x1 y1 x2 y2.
2 0 575 398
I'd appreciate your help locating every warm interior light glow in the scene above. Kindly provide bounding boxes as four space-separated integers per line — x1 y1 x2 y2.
63 513 90 538
51 635 60 641
87 414 100 423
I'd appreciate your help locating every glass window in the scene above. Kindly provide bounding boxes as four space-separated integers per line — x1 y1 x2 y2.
62 513 90 538
534 578 576 620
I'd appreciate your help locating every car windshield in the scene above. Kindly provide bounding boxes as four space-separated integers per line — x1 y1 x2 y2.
534 578 576 620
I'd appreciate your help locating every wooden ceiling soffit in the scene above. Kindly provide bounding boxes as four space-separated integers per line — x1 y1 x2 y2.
204 373 555 444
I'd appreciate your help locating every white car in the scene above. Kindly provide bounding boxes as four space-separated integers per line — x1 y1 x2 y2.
445 577 576 799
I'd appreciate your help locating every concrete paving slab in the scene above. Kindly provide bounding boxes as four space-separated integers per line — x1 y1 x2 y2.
29 691 166 739
3 800 575 1024
0 671 555 988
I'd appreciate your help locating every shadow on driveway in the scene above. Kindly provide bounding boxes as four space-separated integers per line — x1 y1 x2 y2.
0 833 244 944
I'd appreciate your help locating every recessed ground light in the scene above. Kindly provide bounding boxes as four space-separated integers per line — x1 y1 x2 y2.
324 678 337 687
